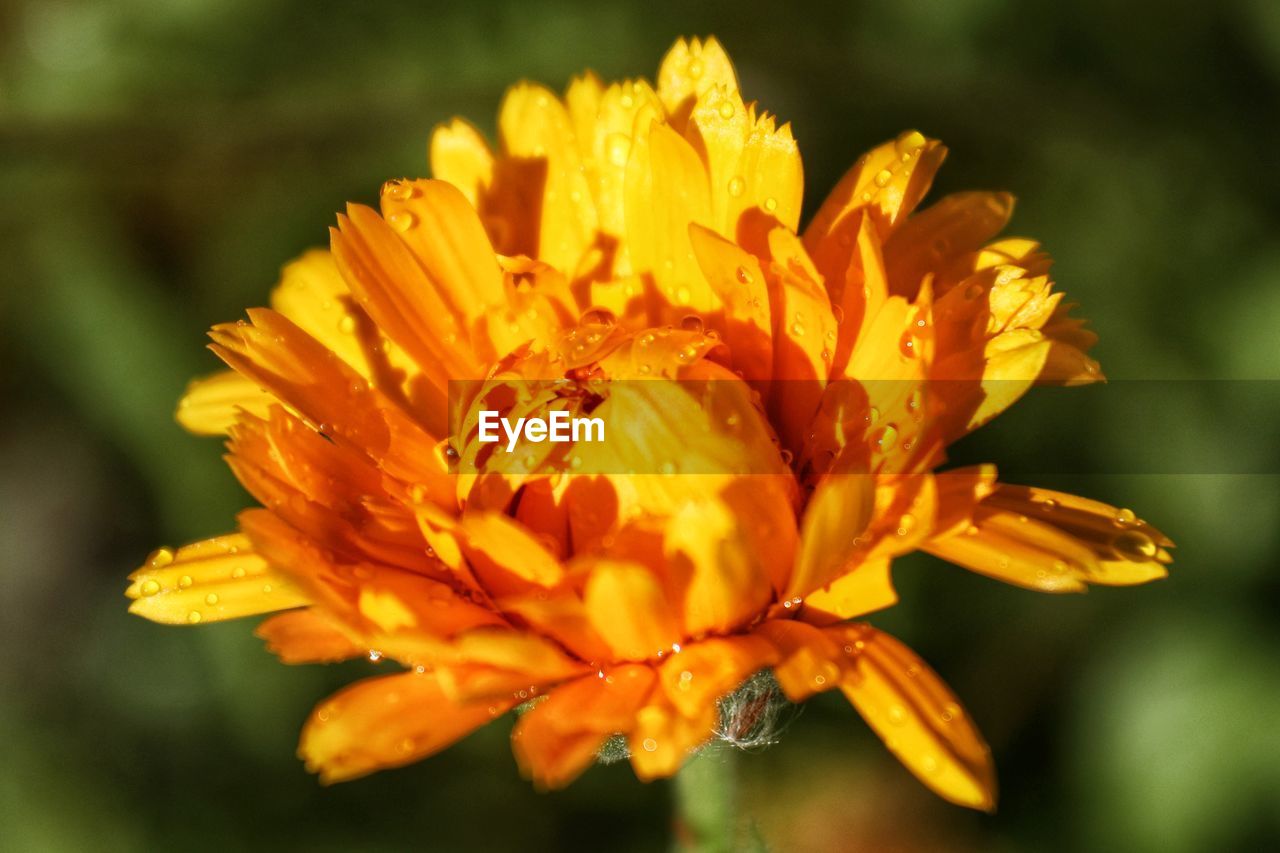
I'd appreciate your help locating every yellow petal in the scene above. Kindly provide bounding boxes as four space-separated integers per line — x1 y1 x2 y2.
924 508 1099 593
498 83 598 272
625 120 716 313
175 370 273 436
688 223 772 384
666 499 771 636
126 534 308 625
801 557 897 624
686 86 803 235
882 191 1015 300
834 625 996 811
583 560 681 661
787 471 876 599
656 36 738 126
429 117 494 208
267 249 370 373
804 132 947 298
301 671 511 784
981 484 1172 586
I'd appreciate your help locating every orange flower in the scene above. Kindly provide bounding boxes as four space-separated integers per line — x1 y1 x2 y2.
128 37 1171 810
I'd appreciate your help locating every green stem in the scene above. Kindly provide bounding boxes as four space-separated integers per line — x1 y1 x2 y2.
672 748 740 853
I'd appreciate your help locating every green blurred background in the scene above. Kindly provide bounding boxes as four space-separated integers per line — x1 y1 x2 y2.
3 0 1279 849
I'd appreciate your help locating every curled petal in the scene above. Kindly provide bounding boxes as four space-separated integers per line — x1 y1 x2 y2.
256 609 364 664
429 118 494 208
301 671 512 784
512 665 656 789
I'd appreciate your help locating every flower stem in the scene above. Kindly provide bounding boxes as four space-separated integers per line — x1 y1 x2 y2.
672 748 742 853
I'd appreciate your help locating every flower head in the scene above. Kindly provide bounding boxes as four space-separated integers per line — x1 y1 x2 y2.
129 37 1171 810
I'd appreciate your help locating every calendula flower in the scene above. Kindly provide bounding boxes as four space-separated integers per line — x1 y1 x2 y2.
128 36 1171 810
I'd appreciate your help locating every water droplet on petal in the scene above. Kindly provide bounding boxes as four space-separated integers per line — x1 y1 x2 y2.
874 169 893 188
717 100 735 119
140 579 161 597
387 211 415 232
728 175 746 197
679 314 704 333
186 610 202 624
1114 508 1137 526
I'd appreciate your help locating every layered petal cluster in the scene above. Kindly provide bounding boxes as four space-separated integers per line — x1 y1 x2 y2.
130 37 1171 809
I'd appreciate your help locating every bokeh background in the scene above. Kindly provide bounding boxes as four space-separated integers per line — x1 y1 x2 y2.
3 0 1279 850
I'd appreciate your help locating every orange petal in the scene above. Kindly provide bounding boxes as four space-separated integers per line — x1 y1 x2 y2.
377 179 505 348
330 203 478 391
628 690 718 780
300 671 512 783
512 665 656 788
458 511 566 595
583 560 682 661
657 634 778 718
434 628 588 702
126 534 308 625
175 369 273 436
832 624 996 811
256 609 363 664
209 308 451 499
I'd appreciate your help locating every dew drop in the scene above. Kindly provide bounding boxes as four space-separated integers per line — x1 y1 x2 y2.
148 547 175 568
1114 508 1137 526
339 315 356 334
186 610 202 624
790 321 806 337
688 57 704 78
581 306 617 328
874 169 893 188
763 197 778 213
178 575 193 589
717 100 735 119
871 423 899 452
679 314 704 333
727 175 746 197
387 211 415 233
735 265 753 285
382 181 413 201
675 285 692 304
140 579 161 597
1113 530 1157 560
607 133 631 167
204 593 219 606
643 737 659 752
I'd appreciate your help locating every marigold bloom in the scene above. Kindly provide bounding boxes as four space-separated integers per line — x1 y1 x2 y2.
128 37 1171 810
